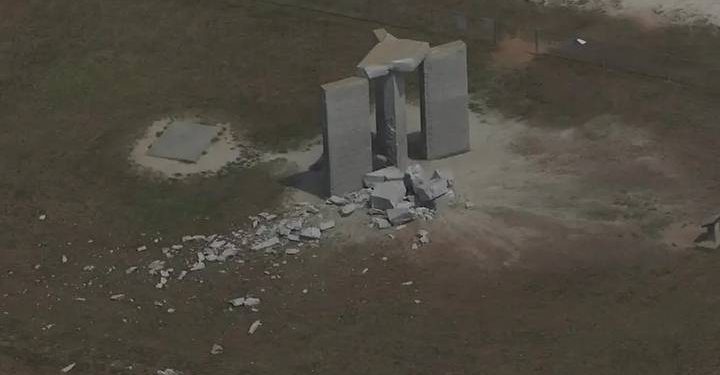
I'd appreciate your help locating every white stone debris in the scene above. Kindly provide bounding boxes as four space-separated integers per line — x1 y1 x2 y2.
363 166 404 187
326 195 349 206
229 296 260 307
177 270 188 280
417 229 430 244
372 217 392 229
370 181 407 209
61 362 76 373
285 248 300 255
38 214 47 221
248 320 262 334
125 266 138 274
431 169 454 187
137 245 147 252
157 369 183 375
300 227 321 240
339 203 358 217
82 265 95 272
210 344 224 355
110 294 126 301
402 281 414 286
251 237 279 251
464 201 474 209
319 220 335 231
387 207 413 226
147 260 165 275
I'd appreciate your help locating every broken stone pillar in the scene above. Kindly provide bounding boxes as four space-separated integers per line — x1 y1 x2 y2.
357 30 429 171
321 77 372 196
420 41 470 159
375 72 408 171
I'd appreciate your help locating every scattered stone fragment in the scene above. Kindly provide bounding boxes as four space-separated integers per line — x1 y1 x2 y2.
287 234 301 242
411 243 419 250
147 260 165 275
157 369 183 375
258 212 277 221
414 177 449 202
110 294 126 301
362 268 369 274
300 227 322 240
370 181 407 209
387 207 414 226
82 265 95 272
464 201 474 209
285 248 300 255
251 237 279 251
177 270 188 280
61 362 76 373
432 169 454 187
326 195 349 206
363 166 404 187
61 255 68 264
248 320 262 334
38 214 47 221
244 297 261 307
417 229 430 244
372 217 392 229
210 344 224 355
319 220 335 231
402 281 414 286
136 245 147 252
190 262 205 271
339 204 358 217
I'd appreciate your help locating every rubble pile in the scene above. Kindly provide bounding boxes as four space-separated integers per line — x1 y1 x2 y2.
129 164 456 289
327 164 453 229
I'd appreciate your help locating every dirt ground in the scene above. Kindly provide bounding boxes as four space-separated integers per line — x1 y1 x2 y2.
6 0 720 374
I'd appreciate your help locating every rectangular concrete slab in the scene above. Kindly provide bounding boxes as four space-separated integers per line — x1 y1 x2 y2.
375 72 408 170
357 37 430 79
147 120 220 162
420 41 470 160
321 77 372 197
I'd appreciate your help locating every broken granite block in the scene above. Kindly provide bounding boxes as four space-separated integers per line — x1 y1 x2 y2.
300 227 322 240
326 195 349 206
340 203 358 217
432 170 455 187
414 178 449 202
370 181 407 210
319 220 335 231
251 237 279 251
387 207 414 225
372 217 392 229
363 166 405 187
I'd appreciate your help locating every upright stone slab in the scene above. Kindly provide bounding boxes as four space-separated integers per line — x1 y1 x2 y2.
420 41 470 159
321 77 372 196
375 71 408 170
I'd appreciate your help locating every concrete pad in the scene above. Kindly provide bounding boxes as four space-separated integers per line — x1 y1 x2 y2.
321 77 373 196
147 120 220 162
420 40 470 159
357 37 430 79
370 181 407 210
